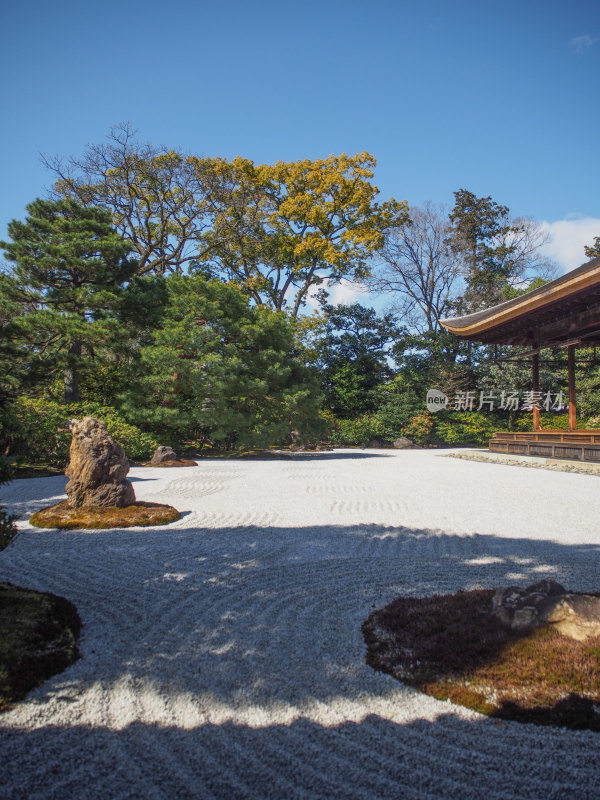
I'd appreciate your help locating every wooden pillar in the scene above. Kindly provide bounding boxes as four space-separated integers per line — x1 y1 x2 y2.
568 345 577 431
532 352 540 431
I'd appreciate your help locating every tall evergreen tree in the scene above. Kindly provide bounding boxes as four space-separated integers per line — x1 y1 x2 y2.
0 274 32 409
120 275 324 448
1 198 138 402
318 303 401 417
448 189 556 314
448 189 515 309
585 236 600 259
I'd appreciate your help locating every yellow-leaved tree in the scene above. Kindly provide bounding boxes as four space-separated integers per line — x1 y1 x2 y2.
47 125 408 316
195 152 408 316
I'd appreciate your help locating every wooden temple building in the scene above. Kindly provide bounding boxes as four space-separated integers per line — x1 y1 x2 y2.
440 256 600 462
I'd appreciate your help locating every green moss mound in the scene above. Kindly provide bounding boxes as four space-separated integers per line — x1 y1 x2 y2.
30 501 181 530
0 583 81 711
363 588 600 731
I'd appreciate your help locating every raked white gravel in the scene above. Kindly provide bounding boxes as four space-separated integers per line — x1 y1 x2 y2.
0 448 599 799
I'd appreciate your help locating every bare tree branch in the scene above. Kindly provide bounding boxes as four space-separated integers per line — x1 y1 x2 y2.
368 202 461 333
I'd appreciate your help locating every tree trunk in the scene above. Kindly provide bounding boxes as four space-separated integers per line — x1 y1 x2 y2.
64 340 82 403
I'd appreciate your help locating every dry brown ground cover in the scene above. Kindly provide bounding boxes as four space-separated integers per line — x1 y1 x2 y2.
0 583 81 711
30 501 180 529
363 589 600 730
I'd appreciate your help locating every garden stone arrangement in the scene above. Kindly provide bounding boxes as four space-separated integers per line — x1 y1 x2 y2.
65 417 135 508
492 579 600 640
1 448 599 799
29 417 180 530
146 445 198 468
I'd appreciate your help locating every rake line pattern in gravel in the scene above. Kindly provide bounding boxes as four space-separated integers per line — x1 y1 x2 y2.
164 468 244 499
1 450 600 799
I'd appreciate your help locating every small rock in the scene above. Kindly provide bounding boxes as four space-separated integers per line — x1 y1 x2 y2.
149 446 178 464
393 437 419 449
65 417 135 509
492 579 566 627
492 580 600 641
543 595 600 641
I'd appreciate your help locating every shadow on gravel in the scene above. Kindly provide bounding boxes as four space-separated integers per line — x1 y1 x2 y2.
1 522 600 795
0 476 68 520
1 714 598 800
4 523 598 708
232 451 394 461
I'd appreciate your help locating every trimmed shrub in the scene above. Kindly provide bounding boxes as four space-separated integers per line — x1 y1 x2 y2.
433 411 503 446
401 413 435 445
8 397 159 467
513 413 591 431
372 382 424 443
8 398 71 466
324 412 385 447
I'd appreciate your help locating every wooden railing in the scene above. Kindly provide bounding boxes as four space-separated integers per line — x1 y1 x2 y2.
489 430 600 461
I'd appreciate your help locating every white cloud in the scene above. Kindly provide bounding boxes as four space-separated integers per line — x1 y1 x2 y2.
539 217 600 272
329 279 369 305
569 34 599 53
304 278 370 310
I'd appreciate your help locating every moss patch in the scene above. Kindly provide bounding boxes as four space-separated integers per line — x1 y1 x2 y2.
0 583 81 712
143 459 197 467
363 589 600 731
30 501 180 530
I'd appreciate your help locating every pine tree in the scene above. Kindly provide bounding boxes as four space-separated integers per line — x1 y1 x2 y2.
120 275 324 448
1 199 138 402
318 303 400 417
448 189 515 309
585 236 600 259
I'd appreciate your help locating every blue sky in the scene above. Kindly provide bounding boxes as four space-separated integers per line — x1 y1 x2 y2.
1 0 598 282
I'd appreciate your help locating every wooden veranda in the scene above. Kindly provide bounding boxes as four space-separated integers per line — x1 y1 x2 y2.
440 256 600 462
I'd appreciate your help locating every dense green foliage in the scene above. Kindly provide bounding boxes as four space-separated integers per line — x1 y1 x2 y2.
1 134 596 462
6 398 159 466
0 457 17 549
584 236 600 259
119 275 324 449
317 303 400 417
448 189 515 309
0 199 139 403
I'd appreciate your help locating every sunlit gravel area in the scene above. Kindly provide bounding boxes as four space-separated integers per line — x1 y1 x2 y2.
1 448 599 799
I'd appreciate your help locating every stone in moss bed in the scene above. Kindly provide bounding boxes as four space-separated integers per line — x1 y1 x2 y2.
0 583 81 712
30 500 180 530
362 588 600 731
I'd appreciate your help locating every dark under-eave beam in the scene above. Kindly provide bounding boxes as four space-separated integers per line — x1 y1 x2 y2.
537 307 600 349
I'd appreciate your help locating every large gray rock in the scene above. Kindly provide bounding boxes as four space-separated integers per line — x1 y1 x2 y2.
492 580 600 641
393 437 419 449
65 417 135 508
149 445 178 464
